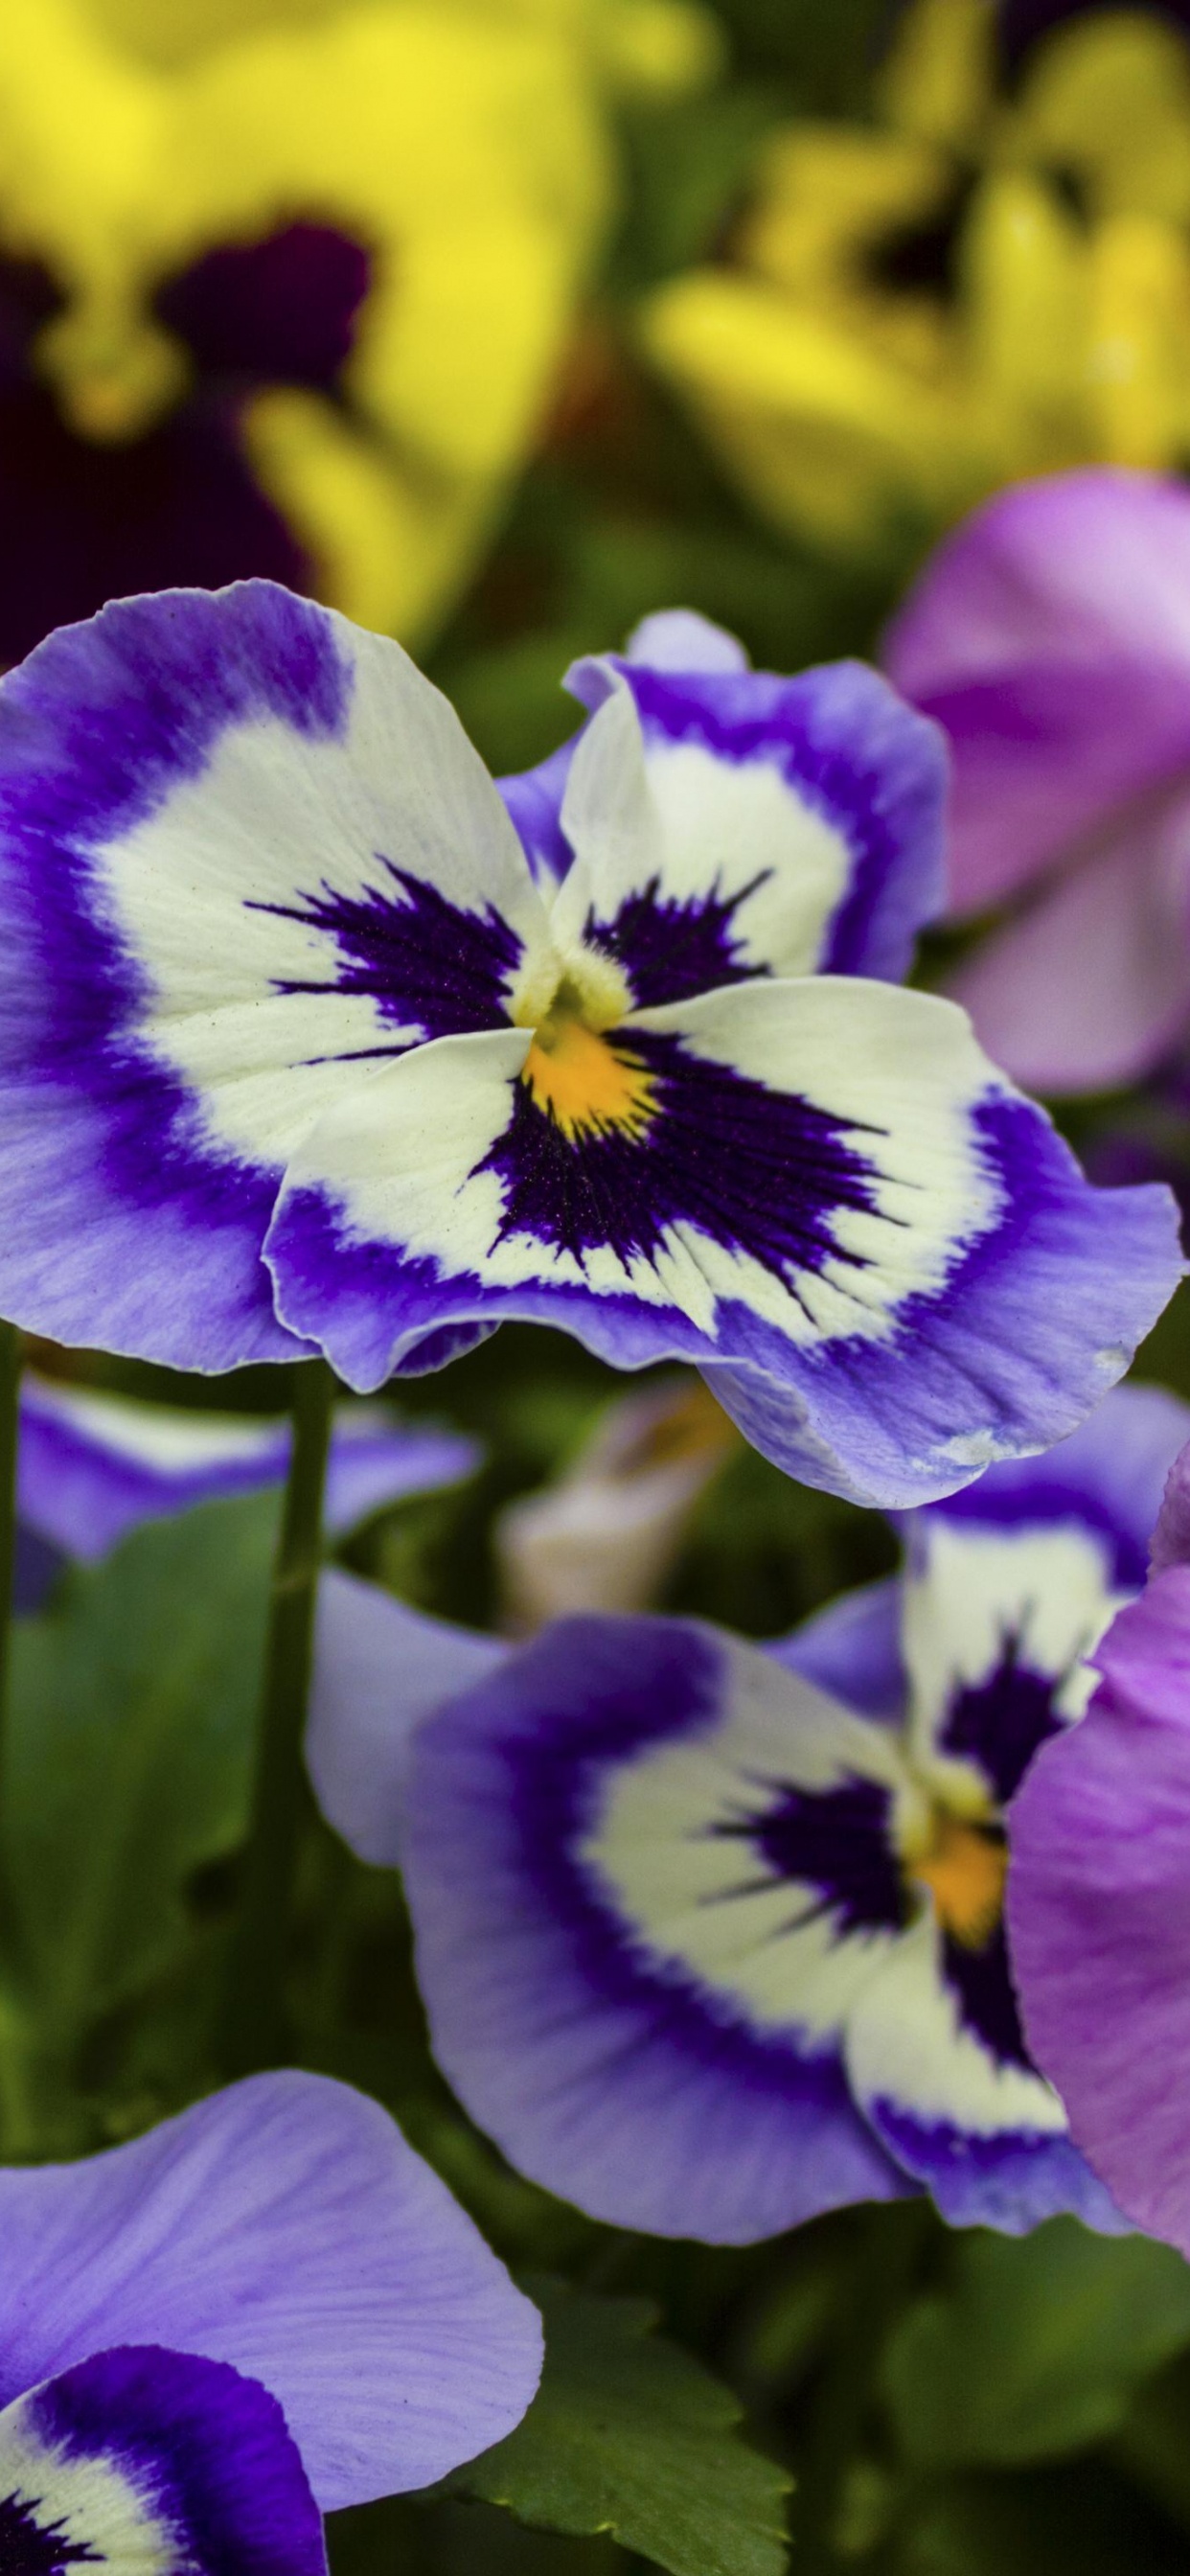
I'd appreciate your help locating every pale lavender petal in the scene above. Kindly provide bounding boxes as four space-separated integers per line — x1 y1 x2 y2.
621 610 751 673
767 1578 904 1722
1008 1569 1190 2255
0 2071 541 2510
888 469 1190 692
308 1574 508 1867
948 792 1190 1092
0 2346 326 2576
494 1375 737 1629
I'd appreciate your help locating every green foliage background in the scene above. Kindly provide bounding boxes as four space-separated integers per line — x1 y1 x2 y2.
17 3 1190 2571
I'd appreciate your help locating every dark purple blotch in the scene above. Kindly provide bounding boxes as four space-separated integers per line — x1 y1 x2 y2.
0 221 371 668
477 1028 886 1298
257 863 523 1050
584 871 772 1010
716 1773 905 1938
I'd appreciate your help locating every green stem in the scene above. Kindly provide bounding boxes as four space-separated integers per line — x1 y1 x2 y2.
219 1358 334 2075
795 2204 931 2572
0 1324 21 1765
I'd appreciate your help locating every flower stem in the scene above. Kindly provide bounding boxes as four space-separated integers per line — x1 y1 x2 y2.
0 1324 22 1763
219 1357 334 2075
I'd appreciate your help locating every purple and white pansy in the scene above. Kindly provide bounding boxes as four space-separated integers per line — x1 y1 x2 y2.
11 1373 476 1609
0 2069 540 2571
0 583 1177 1508
308 1384 1190 2243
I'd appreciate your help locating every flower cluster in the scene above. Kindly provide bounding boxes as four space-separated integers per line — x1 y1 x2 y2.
2 426 1190 2562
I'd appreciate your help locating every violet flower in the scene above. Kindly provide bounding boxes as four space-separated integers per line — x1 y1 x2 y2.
1009 1428 1190 2255
885 467 1190 1095
308 1384 1188 2242
0 586 1176 1512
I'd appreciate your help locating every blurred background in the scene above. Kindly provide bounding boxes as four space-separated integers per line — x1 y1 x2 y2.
16 5 1190 2571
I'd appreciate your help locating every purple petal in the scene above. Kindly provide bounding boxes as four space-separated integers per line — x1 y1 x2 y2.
0 579 542 1372
400 1615 910 2244
308 1574 508 1867
0 2071 541 2510
702 1091 1181 1509
947 790 1190 1092
1008 1570 1190 2255
16 1380 478 1564
914 1379 1190 1591
1151 1438 1190 1574
767 1578 904 1722
497 737 579 889
0 2345 325 2576
885 471 1190 918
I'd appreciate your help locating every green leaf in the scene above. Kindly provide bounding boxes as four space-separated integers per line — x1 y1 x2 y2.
882 2220 1190 2472
447 2279 790 2576
5 1490 276 2042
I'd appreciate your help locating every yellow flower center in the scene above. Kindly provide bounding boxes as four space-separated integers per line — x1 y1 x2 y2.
516 971 658 1143
908 1809 1007 1949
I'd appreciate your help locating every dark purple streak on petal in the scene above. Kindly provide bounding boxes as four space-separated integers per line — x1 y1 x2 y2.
255 863 524 1047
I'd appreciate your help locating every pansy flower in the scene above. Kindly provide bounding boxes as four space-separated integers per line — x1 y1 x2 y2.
1009 1432 1190 2257
0 0 606 662
308 1384 1189 2241
0 2068 541 2565
885 468 1190 1096
0 586 1177 1511
11 1375 476 1609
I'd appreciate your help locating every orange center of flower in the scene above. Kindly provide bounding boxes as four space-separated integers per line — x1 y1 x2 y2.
521 988 657 1141
910 1812 1008 1949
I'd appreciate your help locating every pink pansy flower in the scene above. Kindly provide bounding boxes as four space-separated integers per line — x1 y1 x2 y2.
1008 1436 1190 2255
885 469 1190 1095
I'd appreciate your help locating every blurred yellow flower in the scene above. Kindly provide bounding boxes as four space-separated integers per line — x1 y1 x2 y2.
85 0 721 94
641 0 1190 552
0 0 625 657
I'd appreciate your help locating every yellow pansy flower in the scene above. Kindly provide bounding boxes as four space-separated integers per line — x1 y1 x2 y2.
0 0 615 660
641 0 1190 553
